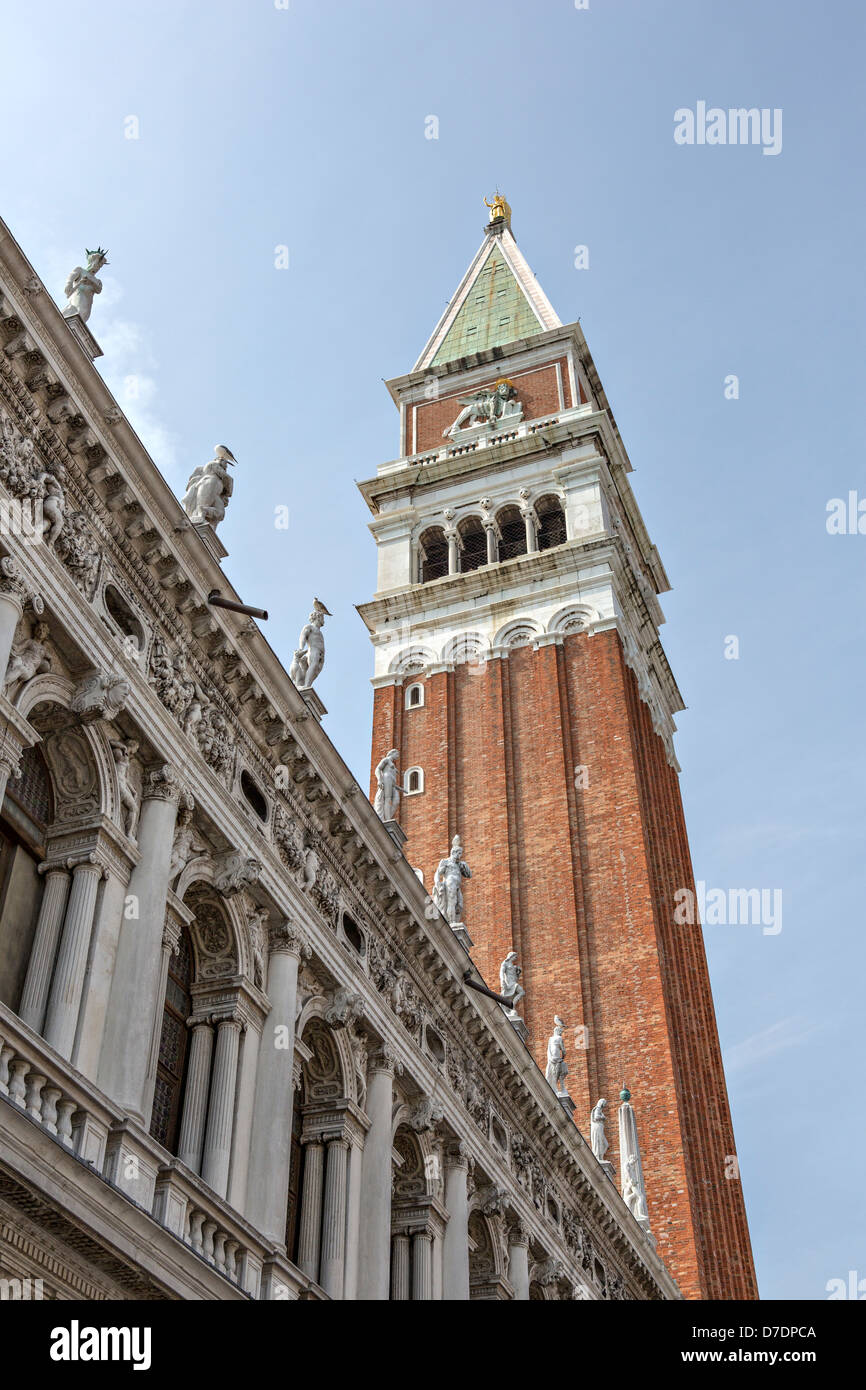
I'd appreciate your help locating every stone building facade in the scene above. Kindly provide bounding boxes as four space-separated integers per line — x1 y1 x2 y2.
0 212 677 1302
361 206 758 1300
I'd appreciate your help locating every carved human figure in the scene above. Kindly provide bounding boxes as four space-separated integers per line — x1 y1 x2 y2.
484 192 511 223
169 805 207 885
110 739 140 839
545 1016 568 1095
498 951 525 1017
590 1098 609 1163
30 469 65 546
182 445 236 528
247 905 269 990
62 248 109 323
301 840 319 893
373 748 400 822
623 1155 649 1225
56 512 100 598
442 379 520 438
432 834 471 924
4 621 51 692
292 598 330 690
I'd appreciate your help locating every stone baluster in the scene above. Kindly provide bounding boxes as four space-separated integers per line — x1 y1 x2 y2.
43 857 105 1060
201 1013 242 1198
412 1231 434 1301
390 1233 410 1300
245 919 310 1240
296 1138 325 1282
507 1220 530 1300
442 1141 471 1300
19 866 71 1032
357 1043 402 1300
319 1137 349 1298
177 1019 214 1172
97 767 183 1123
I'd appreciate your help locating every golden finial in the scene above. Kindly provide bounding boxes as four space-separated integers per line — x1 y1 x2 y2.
484 191 511 227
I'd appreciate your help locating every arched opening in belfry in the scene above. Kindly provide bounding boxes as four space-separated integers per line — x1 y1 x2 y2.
496 505 527 562
418 526 448 583
458 516 487 573
536 494 567 551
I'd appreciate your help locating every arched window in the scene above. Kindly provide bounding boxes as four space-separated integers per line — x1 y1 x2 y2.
149 925 193 1155
341 913 366 956
458 516 487 573
0 745 53 1012
536 494 567 551
405 682 424 710
241 769 268 822
404 767 424 795
419 526 448 583
496 504 527 561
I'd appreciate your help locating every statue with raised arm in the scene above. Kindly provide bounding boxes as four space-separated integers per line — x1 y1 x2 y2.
291 598 330 690
484 192 511 225
63 247 109 324
545 1016 568 1095
373 748 400 822
499 951 525 1018
432 834 471 924
3 622 51 693
182 445 236 528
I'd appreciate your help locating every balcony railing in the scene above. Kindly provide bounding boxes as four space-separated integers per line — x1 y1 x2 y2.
0 1002 323 1301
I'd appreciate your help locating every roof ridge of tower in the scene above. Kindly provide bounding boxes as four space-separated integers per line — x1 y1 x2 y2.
413 215 562 373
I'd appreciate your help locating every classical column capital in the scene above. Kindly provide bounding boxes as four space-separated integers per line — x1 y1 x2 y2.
142 763 184 803
162 915 182 955
444 1138 471 1170
0 555 41 613
507 1217 530 1248
269 917 311 959
367 1040 403 1078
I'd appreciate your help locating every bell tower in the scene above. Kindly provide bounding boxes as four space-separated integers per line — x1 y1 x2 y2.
357 200 758 1300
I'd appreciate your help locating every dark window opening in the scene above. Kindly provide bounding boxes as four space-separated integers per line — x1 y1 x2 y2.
150 927 193 1154
459 520 487 573
497 507 527 562
420 529 448 583
537 495 567 551
241 770 268 822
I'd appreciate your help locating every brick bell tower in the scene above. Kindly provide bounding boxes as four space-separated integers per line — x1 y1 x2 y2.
357 198 758 1301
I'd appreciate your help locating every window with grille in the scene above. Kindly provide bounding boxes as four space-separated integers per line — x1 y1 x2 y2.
420 529 448 583
537 495 567 551
498 509 527 561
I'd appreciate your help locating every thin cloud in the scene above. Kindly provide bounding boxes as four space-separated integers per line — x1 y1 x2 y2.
724 1016 821 1076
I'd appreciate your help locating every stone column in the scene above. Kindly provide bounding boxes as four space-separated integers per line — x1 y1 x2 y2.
73 861 131 1079
442 1141 471 1300
343 1135 364 1300
19 866 70 1032
484 523 498 565
390 1233 410 1300
97 767 182 1122
0 560 27 681
177 1019 214 1172
357 1043 402 1300
296 1139 325 1282
522 506 537 554
201 1014 242 1198
227 1015 261 1216
412 1231 433 1301
507 1220 530 1300
319 1137 349 1298
245 920 310 1240
445 526 460 575
43 857 105 1060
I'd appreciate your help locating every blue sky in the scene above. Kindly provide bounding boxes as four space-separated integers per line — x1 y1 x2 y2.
1 0 863 1300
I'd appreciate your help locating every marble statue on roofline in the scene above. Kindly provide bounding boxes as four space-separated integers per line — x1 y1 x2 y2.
499 951 525 1018
545 1016 569 1096
373 748 400 822
432 834 471 924
182 445 236 528
290 598 330 690
62 247 109 324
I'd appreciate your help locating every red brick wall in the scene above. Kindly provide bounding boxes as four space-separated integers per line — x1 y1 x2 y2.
408 358 572 455
369 629 758 1300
